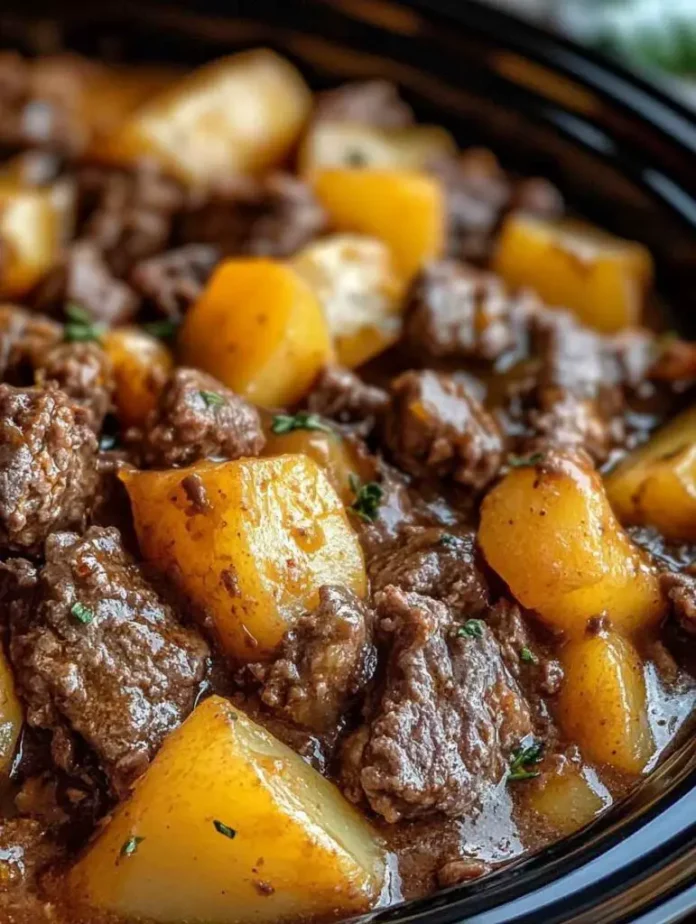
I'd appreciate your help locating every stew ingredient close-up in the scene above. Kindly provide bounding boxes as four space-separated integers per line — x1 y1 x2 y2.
0 40 694 924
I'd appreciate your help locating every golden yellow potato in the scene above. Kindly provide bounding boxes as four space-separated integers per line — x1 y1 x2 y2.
95 50 312 183
291 234 405 368
526 763 611 836
121 455 367 661
102 327 174 429
299 120 456 175
606 405 696 542
68 696 385 924
0 650 22 777
180 258 333 408
493 214 653 332
0 184 61 298
557 633 653 774
313 168 445 284
478 452 664 638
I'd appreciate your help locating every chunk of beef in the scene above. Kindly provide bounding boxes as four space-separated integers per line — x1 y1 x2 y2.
306 365 389 432
0 305 61 385
32 241 140 327
352 462 423 562
0 817 60 893
180 173 326 259
370 526 489 617
254 585 376 733
660 571 696 636
0 383 98 554
403 260 534 363
7 527 209 796
384 370 503 488
486 599 563 696
135 367 265 468
35 342 114 431
344 587 532 822
648 336 696 384
129 244 220 320
313 80 414 128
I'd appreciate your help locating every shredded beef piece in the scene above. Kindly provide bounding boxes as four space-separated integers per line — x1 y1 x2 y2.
370 526 489 617
136 367 265 468
254 585 376 733
437 858 490 888
180 172 326 259
130 244 220 320
384 370 503 488
403 260 535 362
33 241 140 327
0 818 61 893
313 80 414 128
649 337 696 383
35 342 114 431
346 587 532 822
306 365 389 431
660 571 696 636
0 305 61 385
6 526 209 796
0 383 98 555
76 163 185 276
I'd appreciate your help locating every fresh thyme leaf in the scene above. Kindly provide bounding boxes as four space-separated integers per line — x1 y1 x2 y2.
271 412 332 435
457 619 485 639
63 303 104 344
508 740 544 782
439 533 458 548
120 836 144 858
349 475 383 522
200 390 224 408
65 302 92 325
520 646 537 664
213 820 237 839
508 452 544 469
71 602 95 625
143 319 179 341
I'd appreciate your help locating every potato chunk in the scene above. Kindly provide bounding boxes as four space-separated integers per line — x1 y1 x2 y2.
557 633 653 774
0 650 21 777
291 234 405 368
180 259 333 407
300 120 456 175
68 696 385 924
102 327 174 429
313 168 445 284
121 455 366 661
478 452 664 638
606 405 696 542
493 214 653 332
526 763 611 836
95 50 311 183
0 184 61 298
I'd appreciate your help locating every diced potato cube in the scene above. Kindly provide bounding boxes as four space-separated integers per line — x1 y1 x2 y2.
493 214 653 332
95 50 312 183
313 168 445 284
478 452 664 638
0 650 21 777
299 120 456 175
291 234 405 368
606 405 696 542
102 327 174 429
68 696 385 924
121 455 367 661
0 184 61 298
526 763 611 836
557 633 653 774
180 258 333 408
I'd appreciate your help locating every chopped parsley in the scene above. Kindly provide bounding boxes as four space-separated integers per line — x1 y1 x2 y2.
120 836 144 858
508 740 544 782
508 452 544 469
439 533 459 549
520 646 538 664
71 602 95 625
63 303 104 344
143 319 180 341
271 412 332 435
213 820 237 839
457 619 485 639
349 474 383 522
200 390 224 408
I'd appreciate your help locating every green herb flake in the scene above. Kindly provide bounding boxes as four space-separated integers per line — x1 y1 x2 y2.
63 303 104 344
213 820 237 839
345 149 368 167
200 390 224 409
71 602 95 625
143 319 180 341
457 619 485 639
508 740 544 782
520 646 538 664
271 412 332 435
508 452 544 469
439 533 459 549
349 474 383 522
120 836 144 858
